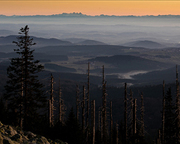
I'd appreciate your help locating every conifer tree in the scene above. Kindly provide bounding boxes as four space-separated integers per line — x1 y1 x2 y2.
64 107 83 144
164 88 176 144
4 25 46 130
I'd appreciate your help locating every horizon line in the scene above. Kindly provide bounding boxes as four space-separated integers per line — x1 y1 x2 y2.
1 12 180 17
1 0 179 2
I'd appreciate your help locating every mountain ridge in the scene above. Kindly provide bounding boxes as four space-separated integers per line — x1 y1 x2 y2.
124 40 164 49
0 35 73 47
1 13 180 18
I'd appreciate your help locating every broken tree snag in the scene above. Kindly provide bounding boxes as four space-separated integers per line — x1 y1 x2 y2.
82 85 86 134
140 92 145 137
49 99 52 127
110 101 113 144
133 99 137 143
91 100 95 144
86 62 90 144
124 83 128 144
130 89 133 136
102 65 107 144
87 62 90 127
50 74 54 127
76 85 80 121
59 78 62 123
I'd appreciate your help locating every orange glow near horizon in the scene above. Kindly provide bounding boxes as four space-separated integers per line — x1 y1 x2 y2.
0 1 180 16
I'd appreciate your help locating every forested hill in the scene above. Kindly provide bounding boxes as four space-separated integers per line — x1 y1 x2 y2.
89 55 171 72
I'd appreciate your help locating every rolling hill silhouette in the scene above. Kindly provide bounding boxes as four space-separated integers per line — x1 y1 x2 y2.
0 35 73 47
89 55 172 73
125 40 164 49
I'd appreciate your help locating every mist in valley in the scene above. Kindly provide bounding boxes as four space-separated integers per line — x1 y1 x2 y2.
1 14 180 45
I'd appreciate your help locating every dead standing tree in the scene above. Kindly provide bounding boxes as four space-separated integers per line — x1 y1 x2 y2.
86 62 90 143
49 99 52 128
58 78 62 123
124 83 128 144
140 92 145 138
49 74 54 127
87 62 90 126
101 110 103 142
133 99 137 144
162 80 165 144
76 85 80 121
102 65 107 144
91 100 95 144
82 85 86 134
110 101 113 144
130 89 133 136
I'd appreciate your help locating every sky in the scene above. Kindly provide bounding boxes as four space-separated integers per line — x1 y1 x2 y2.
0 1 180 16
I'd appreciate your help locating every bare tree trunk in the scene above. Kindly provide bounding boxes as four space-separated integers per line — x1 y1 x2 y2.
101 110 103 143
157 130 161 144
130 89 133 136
87 62 90 125
49 99 52 127
50 74 54 127
76 85 80 121
133 99 137 144
110 101 113 144
124 83 128 144
61 100 65 124
91 100 95 144
102 65 107 144
98 109 101 143
162 80 165 144
140 92 144 137
82 85 86 134
98 109 101 132
87 62 90 144
59 78 62 123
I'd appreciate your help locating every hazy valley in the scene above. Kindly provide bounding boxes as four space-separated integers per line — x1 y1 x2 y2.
1 14 180 143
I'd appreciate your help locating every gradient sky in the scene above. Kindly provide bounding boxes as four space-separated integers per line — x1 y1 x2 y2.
0 1 180 16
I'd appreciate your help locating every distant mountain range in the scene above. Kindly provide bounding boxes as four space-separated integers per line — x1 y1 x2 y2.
63 38 107 45
1 13 180 18
63 38 87 43
76 40 107 45
0 35 73 47
0 30 15 36
0 35 106 50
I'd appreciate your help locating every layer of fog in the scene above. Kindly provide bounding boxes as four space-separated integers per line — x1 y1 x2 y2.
1 16 180 45
111 70 148 79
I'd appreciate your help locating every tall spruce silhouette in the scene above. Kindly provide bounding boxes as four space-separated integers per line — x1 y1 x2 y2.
164 88 176 144
4 25 47 130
